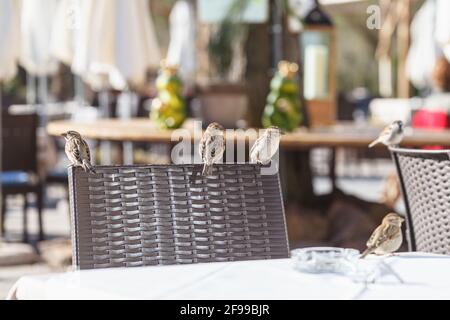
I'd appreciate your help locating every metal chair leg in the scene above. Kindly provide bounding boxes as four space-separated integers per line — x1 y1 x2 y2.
37 187 44 241
0 194 6 237
22 194 29 242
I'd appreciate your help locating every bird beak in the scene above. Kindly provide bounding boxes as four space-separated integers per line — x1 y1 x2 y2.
61 133 67 138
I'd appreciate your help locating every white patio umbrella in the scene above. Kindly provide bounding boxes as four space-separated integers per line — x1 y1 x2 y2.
0 0 20 84
166 0 197 86
50 0 84 104
70 0 160 91
19 0 59 114
435 0 450 62
52 0 161 103
0 0 21 218
52 0 161 164
20 0 59 76
406 0 450 90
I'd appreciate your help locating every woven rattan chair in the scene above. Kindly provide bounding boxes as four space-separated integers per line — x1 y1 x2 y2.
68 164 289 269
391 147 450 254
1 112 44 241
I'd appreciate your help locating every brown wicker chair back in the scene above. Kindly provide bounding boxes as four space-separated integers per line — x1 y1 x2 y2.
391 147 450 253
1 112 38 173
68 164 289 269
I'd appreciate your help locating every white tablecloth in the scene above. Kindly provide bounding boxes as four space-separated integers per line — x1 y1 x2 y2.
7 253 450 300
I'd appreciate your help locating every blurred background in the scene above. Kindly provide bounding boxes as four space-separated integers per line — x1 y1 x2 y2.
1 0 450 297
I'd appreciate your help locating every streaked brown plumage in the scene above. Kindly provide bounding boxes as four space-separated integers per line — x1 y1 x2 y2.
199 122 225 176
369 120 404 148
62 130 96 174
250 126 283 165
380 172 401 208
360 213 404 258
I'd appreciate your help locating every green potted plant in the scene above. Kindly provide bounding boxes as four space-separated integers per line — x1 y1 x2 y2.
262 60 303 132
150 62 187 129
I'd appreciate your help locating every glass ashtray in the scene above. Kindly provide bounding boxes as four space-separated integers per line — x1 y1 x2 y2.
291 247 360 274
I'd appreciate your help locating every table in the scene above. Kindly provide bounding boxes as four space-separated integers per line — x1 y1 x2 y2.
47 118 450 198
47 119 450 148
7 253 450 300
47 118 450 203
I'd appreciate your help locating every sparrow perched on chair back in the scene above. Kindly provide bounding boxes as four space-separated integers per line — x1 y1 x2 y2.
199 122 225 176
360 213 405 259
62 131 96 174
250 126 283 165
369 120 404 148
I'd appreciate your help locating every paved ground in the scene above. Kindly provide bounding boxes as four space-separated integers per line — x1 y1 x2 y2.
0 186 70 299
0 177 400 299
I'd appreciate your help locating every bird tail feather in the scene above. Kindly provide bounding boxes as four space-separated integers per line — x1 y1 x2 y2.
360 248 373 259
82 160 96 174
368 139 379 148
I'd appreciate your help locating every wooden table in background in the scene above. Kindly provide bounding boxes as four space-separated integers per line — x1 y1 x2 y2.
47 118 450 148
47 118 450 205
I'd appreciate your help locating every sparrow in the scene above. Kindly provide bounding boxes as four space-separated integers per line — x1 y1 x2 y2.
380 172 401 209
250 126 283 165
62 130 96 174
369 120 404 148
199 122 225 176
360 213 405 259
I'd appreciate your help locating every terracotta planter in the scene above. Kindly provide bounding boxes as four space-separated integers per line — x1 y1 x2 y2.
193 83 248 128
